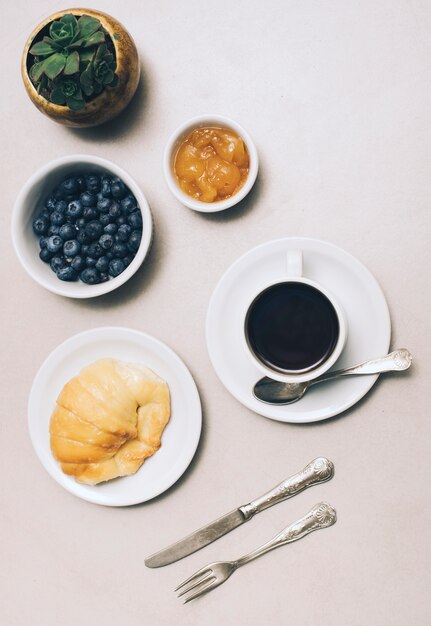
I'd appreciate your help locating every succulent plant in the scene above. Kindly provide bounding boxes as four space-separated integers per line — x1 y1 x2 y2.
28 14 119 111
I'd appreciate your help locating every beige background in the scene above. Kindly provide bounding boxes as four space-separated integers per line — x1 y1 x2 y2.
2 1 430 624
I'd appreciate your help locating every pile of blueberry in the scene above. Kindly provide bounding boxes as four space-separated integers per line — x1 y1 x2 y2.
32 173 143 284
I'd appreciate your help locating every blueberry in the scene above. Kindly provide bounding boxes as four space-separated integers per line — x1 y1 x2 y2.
99 233 114 250
83 207 99 222
45 195 57 211
123 254 133 268
116 215 127 226
77 229 91 245
80 191 96 207
106 251 114 261
50 211 66 226
80 268 102 284
85 256 97 268
81 244 90 256
47 235 64 254
127 230 142 252
101 177 112 197
39 248 52 262
54 200 67 214
96 256 109 272
54 186 65 200
71 255 85 272
120 194 137 214
66 199 83 220
97 197 112 213
104 223 117 235
59 223 76 240
57 266 78 282
63 239 81 257
61 178 79 196
99 213 111 227
128 210 142 229
39 209 51 220
86 175 101 194
88 242 104 258
76 217 87 230
76 176 86 192
99 272 109 283
47 225 60 236
117 224 131 241
112 242 128 258
39 236 49 249
85 220 104 241
111 180 127 200
32 215 49 235
50 255 66 273
108 258 125 277
109 202 121 220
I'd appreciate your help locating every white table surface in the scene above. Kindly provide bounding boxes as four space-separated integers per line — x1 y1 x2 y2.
2 1 430 624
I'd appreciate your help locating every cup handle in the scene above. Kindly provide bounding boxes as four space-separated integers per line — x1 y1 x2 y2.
286 250 303 278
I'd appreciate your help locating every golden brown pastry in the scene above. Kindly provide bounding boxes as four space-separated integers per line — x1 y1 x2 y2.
50 359 170 485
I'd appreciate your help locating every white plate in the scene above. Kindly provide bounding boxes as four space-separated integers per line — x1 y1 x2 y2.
28 327 202 506
206 237 391 422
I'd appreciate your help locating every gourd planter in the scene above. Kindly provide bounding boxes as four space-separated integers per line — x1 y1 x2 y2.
21 8 140 127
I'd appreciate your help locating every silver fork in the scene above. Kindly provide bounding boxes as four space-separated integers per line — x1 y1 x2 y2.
175 501 336 603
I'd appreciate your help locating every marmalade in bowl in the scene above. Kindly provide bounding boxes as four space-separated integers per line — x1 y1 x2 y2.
173 126 250 203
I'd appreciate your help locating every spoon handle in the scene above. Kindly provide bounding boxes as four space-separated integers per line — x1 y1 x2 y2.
314 349 412 384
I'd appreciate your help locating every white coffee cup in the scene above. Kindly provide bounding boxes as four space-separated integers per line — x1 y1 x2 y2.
243 250 347 383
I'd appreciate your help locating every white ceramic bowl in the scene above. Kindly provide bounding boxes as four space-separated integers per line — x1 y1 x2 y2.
11 155 153 298
163 114 259 213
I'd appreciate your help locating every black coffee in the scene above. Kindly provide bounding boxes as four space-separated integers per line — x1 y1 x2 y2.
246 282 339 373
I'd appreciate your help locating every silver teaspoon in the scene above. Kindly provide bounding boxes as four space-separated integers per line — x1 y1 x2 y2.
253 349 412 405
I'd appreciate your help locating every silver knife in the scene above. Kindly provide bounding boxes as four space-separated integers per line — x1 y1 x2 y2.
145 456 334 568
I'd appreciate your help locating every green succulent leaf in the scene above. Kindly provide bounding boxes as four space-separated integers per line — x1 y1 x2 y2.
49 16 77 48
64 50 80 75
80 63 94 96
29 41 56 57
59 14 78 27
42 35 62 50
66 95 86 110
43 52 67 79
29 60 46 82
83 31 105 48
50 88 67 105
102 69 115 84
77 15 101 39
79 48 96 66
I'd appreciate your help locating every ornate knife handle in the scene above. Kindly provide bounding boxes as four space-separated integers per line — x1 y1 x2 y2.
239 457 334 520
235 502 336 567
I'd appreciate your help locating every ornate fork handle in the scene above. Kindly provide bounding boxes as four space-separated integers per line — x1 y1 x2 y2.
239 457 334 519
235 502 336 568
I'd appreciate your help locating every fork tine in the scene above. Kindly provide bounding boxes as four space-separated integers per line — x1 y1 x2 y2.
177 573 215 598
182 578 216 604
174 566 212 592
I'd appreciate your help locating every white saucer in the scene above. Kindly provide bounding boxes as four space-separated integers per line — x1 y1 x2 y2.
28 327 202 506
206 238 391 423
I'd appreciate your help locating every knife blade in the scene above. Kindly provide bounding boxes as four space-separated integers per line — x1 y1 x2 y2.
144 456 334 568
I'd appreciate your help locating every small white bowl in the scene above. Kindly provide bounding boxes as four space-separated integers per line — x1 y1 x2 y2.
163 114 259 213
12 155 153 298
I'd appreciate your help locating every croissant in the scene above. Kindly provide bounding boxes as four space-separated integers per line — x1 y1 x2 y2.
50 359 171 485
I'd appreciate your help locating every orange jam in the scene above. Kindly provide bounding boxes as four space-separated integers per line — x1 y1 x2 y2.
173 126 250 203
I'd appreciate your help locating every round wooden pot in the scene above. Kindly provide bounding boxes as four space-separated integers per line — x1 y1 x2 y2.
21 8 140 127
